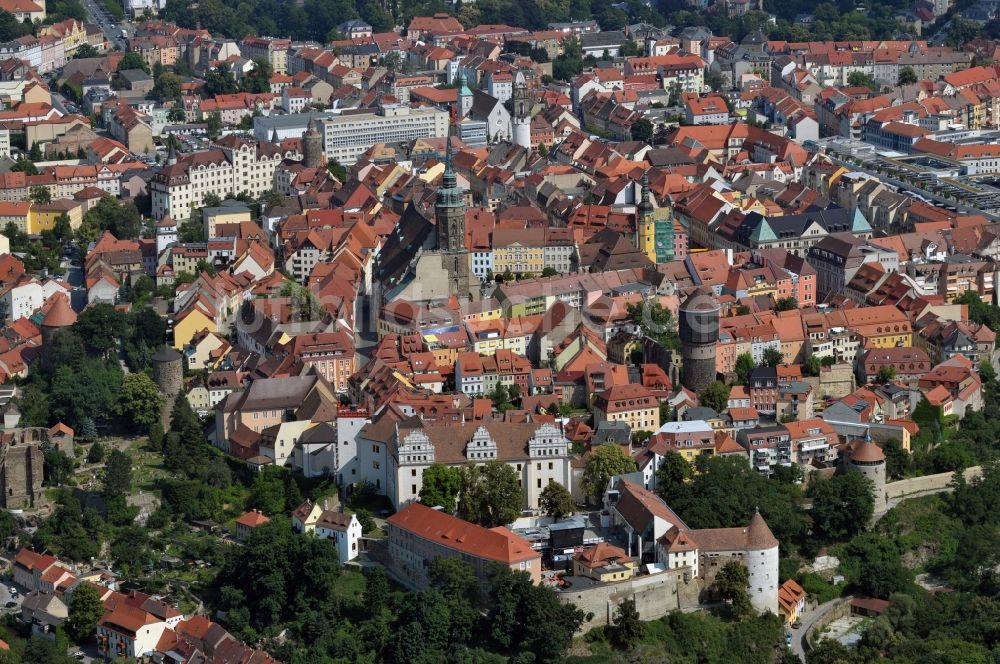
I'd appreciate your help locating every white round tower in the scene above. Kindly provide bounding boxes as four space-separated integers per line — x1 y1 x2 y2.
745 510 779 615
848 434 887 514
512 71 531 149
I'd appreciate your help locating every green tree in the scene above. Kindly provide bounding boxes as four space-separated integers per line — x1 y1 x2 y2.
946 18 981 48
53 213 73 241
73 303 127 358
42 444 75 486
419 463 461 511
763 347 784 367
10 158 37 175
611 598 643 648
487 565 585 660
582 444 637 504
87 440 105 464
118 372 163 433
705 69 725 92
240 58 272 94
808 471 874 542
700 380 731 412
118 51 149 73
839 533 912 598
619 39 642 57
654 451 691 500
457 460 523 527
204 65 238 95
327 157 347 181
363 566 390 615
627 300 680 351
102 448 132 500
774 296 798 311
716 560 753 619
74 43 99 59
847 71 878 89
630 117 653 142
206 111 223 139
898 66 917 86
30 185 51 204
735 352 756 384
67 581 104 643
876 365 897 384
539 480 575 519
541 266 558 277
152 70 182 100
29 141 42 161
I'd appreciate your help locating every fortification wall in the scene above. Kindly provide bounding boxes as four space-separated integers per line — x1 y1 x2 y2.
557 569 702 630
885 466 982 500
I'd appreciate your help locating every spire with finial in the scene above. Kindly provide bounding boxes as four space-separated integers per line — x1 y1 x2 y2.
166 140 177 166
638 169 653 216
442 126 457 192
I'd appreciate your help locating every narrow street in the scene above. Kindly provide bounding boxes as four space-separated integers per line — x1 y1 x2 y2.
79 0 131 50
791 597 851 662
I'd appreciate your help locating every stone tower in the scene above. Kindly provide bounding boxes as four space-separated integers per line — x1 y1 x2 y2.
436 134 471 297
745 510 780 615
152 344 183 398
40 293 77 371
679 286 720 394
153 344 183 428
636 171 656 263
847 434 887 514
303 116 325 170
512 71 531 149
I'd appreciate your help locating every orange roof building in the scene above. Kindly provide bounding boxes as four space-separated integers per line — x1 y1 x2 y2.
386 502 541 587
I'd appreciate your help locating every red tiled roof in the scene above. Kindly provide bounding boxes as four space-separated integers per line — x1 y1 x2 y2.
387 502 538 564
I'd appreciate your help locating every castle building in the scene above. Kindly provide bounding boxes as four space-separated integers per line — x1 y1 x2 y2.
356 412 573 510
150 136 302 219
679 287 721 394
0 425 75 509
609 480 780 615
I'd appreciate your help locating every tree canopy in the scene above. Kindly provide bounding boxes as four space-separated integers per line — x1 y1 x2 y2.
456 460 522 527
582 444 637 503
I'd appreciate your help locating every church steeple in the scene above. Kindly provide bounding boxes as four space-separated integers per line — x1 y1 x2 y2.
436 130 466 252
636 170 657 263
638 170 653 216
436 129 471 297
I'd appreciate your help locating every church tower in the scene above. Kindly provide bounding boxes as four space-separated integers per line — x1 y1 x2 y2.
512 71 531 149
303 116 324 170
436 135 471 296
636 171 656 262
458 72 473 119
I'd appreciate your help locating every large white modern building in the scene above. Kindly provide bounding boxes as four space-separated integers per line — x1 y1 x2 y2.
320 104 449 165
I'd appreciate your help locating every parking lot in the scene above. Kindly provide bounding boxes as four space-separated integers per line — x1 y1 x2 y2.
0 580 22 612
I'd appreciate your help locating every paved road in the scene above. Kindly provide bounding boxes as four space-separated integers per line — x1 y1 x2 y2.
791 597 849 662
80 0 130 50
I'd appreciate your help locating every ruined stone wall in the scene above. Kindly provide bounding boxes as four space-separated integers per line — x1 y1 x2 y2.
557 569 702 630
0 443 43 509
